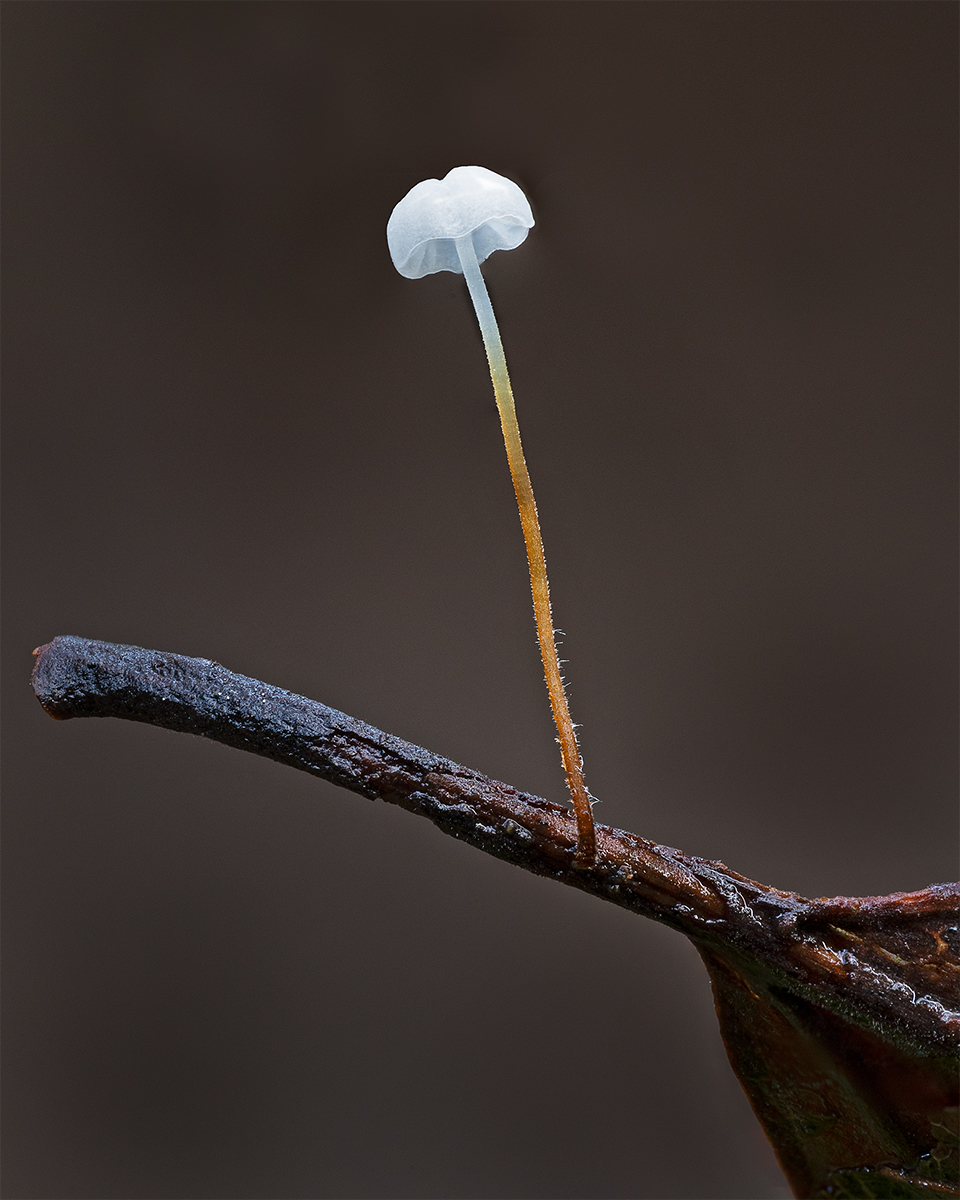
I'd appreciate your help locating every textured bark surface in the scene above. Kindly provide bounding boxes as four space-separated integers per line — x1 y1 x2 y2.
31 636 960 1198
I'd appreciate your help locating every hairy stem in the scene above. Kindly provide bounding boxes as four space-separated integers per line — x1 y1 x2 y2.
456 235 596 867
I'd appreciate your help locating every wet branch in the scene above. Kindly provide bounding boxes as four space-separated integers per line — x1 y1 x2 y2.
31 635 956 1047
30 634 959 1198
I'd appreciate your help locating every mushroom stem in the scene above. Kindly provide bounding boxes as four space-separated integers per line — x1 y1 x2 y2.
456 235 596 868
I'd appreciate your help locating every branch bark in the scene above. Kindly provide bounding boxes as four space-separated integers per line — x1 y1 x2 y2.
30 635 960 1198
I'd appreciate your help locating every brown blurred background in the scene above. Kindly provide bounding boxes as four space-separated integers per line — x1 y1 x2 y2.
3 3 956 1197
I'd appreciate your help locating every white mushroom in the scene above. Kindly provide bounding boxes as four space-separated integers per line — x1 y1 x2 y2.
387 164 533 279
387 166 597 867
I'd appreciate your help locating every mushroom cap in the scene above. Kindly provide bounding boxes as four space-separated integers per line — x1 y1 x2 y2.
387 165 534 279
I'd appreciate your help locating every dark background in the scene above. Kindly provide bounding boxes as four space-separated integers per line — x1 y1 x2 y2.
3 3 956 1198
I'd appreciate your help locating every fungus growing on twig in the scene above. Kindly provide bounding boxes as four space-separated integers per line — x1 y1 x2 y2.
387 165 597 867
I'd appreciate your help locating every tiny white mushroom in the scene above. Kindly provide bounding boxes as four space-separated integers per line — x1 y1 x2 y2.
387 164 533 279
387 166 597 867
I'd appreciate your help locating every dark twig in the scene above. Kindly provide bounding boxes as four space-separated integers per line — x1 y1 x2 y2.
31 635 959 1198
31 634 956 1048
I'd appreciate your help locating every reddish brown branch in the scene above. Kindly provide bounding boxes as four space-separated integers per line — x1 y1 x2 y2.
31 635 957 1047
30 635 959 1198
